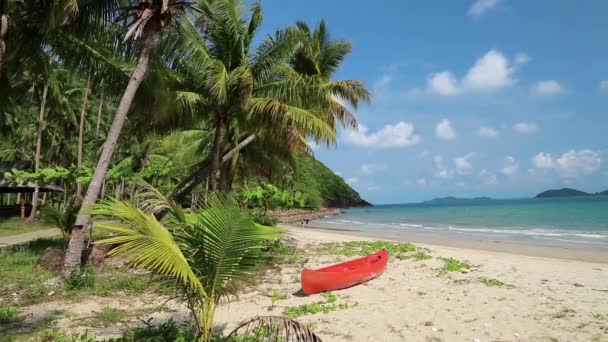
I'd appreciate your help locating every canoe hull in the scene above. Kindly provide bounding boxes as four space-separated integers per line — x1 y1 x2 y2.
301 248 388 295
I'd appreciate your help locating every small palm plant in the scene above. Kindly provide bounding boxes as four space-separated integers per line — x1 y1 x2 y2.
91 192 281 341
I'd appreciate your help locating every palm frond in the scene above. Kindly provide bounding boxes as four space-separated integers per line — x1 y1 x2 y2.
92 199 205 296
227 316 323 342
185 195 280 300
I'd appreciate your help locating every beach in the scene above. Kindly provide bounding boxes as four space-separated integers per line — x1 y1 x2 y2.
212 225 608 341
13 224 608 341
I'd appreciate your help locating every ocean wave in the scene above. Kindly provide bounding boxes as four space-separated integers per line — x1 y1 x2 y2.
447 227 607 239
399 223 424 228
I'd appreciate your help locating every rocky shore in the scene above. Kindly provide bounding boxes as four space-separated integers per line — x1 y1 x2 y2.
269 208 343 224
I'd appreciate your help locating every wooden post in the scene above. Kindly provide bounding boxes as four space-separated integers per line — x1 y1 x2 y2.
20 193 25 219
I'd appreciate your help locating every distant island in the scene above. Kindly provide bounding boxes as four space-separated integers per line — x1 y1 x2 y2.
535 188 608 198
424 196 493 204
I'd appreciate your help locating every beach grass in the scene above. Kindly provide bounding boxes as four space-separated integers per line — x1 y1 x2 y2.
319 240 433 262
283 292 355 319
438 257 472 275
0 217 55 237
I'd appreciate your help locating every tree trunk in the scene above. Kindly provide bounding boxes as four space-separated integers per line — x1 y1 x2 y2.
76 76 91 204
64 33 155 276
0 14 7 79
170 134 256 203
219 158 235 192
208 113 226 192
135 142 153 172
95 85 104 139
27 83 49 223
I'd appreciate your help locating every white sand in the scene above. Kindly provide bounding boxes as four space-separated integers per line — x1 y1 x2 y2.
214 226 608 342
17 225 608 341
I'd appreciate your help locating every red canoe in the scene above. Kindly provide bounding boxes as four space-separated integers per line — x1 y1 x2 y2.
301 248 388 295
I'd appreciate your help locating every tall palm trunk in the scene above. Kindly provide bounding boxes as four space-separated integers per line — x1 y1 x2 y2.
95 85 104 139
64 33 155 275
208 113 226 192
0 14 7 79
76 77 91 204
27 83 49 223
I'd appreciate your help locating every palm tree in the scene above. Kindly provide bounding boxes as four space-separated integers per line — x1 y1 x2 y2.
64 0 206 275
27 82 49 223
92 190 280 341
163 1 346 199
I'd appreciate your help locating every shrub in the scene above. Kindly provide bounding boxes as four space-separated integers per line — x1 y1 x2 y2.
64 268 95 290
0 305 19 322
109 320 197 342
252 214 278 227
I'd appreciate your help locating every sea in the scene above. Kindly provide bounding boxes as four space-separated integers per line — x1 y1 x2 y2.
312 196 608 251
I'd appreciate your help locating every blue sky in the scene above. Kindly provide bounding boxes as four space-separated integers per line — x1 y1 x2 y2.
257 0 608 204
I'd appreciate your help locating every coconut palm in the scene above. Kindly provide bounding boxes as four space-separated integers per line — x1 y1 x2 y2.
92 190 280 341
65 0 207 275
164 2 365 200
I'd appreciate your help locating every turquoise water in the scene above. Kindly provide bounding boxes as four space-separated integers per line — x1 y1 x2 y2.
313 197 608 249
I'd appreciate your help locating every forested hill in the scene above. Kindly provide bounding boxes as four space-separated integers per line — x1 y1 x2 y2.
289 154 371 208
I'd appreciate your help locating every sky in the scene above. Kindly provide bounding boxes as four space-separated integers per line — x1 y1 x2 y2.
256 0 608 204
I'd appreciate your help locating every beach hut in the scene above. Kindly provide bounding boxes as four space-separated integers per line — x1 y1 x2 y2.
0 160 64 219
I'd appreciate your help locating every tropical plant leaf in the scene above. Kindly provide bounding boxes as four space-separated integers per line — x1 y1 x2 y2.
91 199 205 296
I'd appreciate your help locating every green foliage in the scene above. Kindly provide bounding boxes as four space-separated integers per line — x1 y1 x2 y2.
478 277 504 287
93 307 127 325
3 166 71 186
93 194 281 341
252 214 279 227
283 292 354 319
35 330 98 342
0 239 61 305
108 320 197 342
438 258 472 275
284 154 367 208
40 205 79 241
0 305 20 322
320 240 417 258
0 217 55 237
263 240 301 264
241 183 316 212
64 268 95 291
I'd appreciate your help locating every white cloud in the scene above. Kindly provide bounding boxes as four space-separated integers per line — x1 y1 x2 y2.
373 74 393 97
501 156 519 175
532 150 602 178
468 0 501 18
346 177 359 185
455 153 476 175
514 122 537 134
436 119 456 140
478 126 499 138
600 80 608 91
556 150 601 178
416 178 427 187
427 50 520 96
427 72 462 96
514 52 531 65
334 171 342 176
343 122 420 148
532 80 563 96
480 169 498 185
359 163 386 175
532 152 555 169
434 155 454 179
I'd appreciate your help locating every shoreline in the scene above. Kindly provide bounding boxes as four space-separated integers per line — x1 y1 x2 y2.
285 223 608 264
